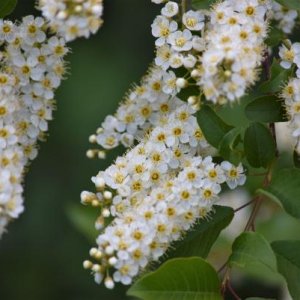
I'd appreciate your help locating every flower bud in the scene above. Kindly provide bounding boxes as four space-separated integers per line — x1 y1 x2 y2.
176 78 188 89
103 190 112 200
108 256 117 266
83 260 93 269
104 277 115 289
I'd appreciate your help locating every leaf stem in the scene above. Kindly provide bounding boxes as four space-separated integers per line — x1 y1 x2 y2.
227 280 241 300
244 196 263 231
234 199 255 213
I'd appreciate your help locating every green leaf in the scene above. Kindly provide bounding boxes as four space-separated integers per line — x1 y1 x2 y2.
228 232 279 282
271 240 300 299
245 95 287 123
257 168 300 219
219 128 242 163
0 0 17 18
244 122 276 168
170 206 234 258
260 60 292 94
127 257 222 300
275 0 300 10
192 0 216 10
265 26 285 47
197 105 233 148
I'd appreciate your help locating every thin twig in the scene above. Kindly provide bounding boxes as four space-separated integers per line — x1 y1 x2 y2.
244 196 263 231
234 200 255 213
227 280 241 300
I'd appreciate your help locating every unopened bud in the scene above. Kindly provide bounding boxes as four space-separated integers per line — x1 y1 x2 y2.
92 199 100 207
224 70 231 77
102 208 110 218
95 177 105 190
191 69 200 78
104 277 115 289
89 247 98 257
187 96 198 105
86 149 96 159
103 190 112 200
98 151 106 159
108 256 117 266
74 5 83 13
83 260 93 269
92 264 101 272
89 134 97 143
176 78 188 89
57 11 67 20
105 245 114 255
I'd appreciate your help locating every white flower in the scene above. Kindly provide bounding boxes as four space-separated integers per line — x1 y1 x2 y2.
221 162 246 189
0 15 68 237
168 29 193 52
183 10 205 31
279 42 300 69
152 16 178 47
161 2 179 18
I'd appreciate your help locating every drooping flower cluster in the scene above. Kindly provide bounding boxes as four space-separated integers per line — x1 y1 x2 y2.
0 16 68 237
198 0 270 103
150 0 273 104
279 40 300 154
271 1 298 34
82 103 246 288
89 0 286 160
38 0 104 42
89 1 208 157
89 66 206 158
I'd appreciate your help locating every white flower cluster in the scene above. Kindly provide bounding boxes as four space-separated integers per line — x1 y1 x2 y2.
88 66 205 158
0 16 68 237
152 1 205 71
279 41 300 154
38 0 104 42
271 1 298 34
199 0 270 103
82 103 246 288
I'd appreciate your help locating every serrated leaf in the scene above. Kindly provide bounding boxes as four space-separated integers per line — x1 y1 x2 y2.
245 95 287 123
169 206 234 258
192 0 216 10
272 240 300 299
127 257 222 300
244 123 276 168
0 0 17 18
197 105 233 148
260 60 292 94
275 0 300 10
257 168 300 219
229 232 279 282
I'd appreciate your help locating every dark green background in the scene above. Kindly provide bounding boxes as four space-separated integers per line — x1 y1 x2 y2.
0 1 158 299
